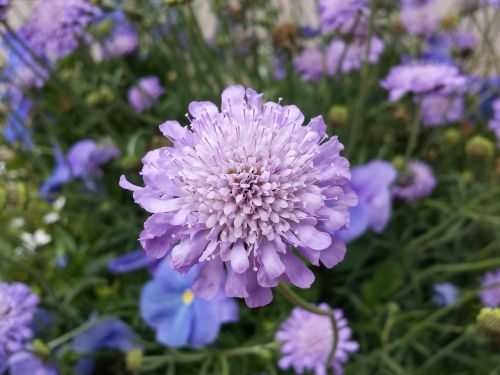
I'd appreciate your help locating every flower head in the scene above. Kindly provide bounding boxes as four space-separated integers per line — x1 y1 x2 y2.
294 47 325 82
92 11 138 60
121 85 356 307
337 161 397 243
0 282 39 361
318 0 367 35
479 269 500 307
400 4 441 36
20 0 100 59
128 76 164 112
276 304 359 375
140 258 238 348
400 0 434 8
420 94 464 127
381 62 466 101
392 161 436 201
433 283 459 307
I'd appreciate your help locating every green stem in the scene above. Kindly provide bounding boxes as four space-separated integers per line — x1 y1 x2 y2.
47 316 112 349
403 106 422 162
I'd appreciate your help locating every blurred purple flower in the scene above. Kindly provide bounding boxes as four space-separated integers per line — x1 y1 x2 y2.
420 94 464 127
7 351 58 375
140 258 238 348
72 318 140 375
380 62 466 101
400 0 435 8
128 76 164 112
480 0 500 6
294 47 325 82
479 269 500 307
2 88 34 149
433 283 459 307
92 11 138 60
392 161 436 201
0 0 9 21
276 304 359 375
488 99 500 147
20 0 100 59
40 140 120 195
400 4 441 36
120 85 356 307
318 0 367 35
327 37 384 75
337 161 397 243
0 282 39 363
108 250 159 274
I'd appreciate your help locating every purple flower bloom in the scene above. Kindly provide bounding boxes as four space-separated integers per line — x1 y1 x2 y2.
2 88 33 149
479 269 500 307
420 94 464 127
294 47 325 82
140 258 238 348
400 0 435 8
108 250 159 274
318 0 367 35
92 11 138 60
40 140 120 195
128 76 164 112
480 0 500 6
20 0 100 59
327 37 384 75
276 304 359 375
488 99 500 147
7 351 58 375
0 0 10 22
380 62 466 101
0 282 39 362
72 318 140 375
400 4 441 36
392 161 436 201
337 161 397 243
120 85 356 307
433 283 459 307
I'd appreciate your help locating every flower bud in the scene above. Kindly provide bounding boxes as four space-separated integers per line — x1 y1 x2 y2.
327 105 348 127
392 155 405 170
465 136 494 161
272 23 299 52
443 128 461 145
31 339 51 358
126 348 143 372
477 307 500 340
95 19 113 38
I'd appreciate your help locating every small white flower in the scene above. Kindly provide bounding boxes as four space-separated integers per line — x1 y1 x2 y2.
53 196 66 211
9 218 25 230
43 212 61 225
20 229 52 251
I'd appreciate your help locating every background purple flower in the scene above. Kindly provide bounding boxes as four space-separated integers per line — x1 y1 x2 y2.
92 10 138 60
433 283 459 307
19 0 101 59
294 47 325 82
337 161 397 243
488 99 500 147
400 0 435 8
2 88 33 149
276 304 359 375
318 0 367 35
420 94 464 127
120 85 356 307
0 282 39 362
400 4 441 36
0 0 9 21
327 37 384 75
7 351 58 375
392 161 436 201
140 258 238 348
72 318 140 375
381 62 466 101
127 76 164 112
479 269 500 307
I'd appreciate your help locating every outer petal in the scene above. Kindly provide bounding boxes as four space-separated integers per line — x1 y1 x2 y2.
192 259 224 300
260 241 285 279
156 305 193 348
189 299 221 347
319 238 346 268
170 233 208 272
294 224 332 251
281 252 315 288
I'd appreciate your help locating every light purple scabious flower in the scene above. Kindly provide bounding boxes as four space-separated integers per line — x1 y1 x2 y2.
392 161 436 201
337 161 397 243
380 62 466 101
420 94 464 127
479 269 500 307
128 76 165 112
7 351 58 375
488 99 500 147
400 4 441 36
480 0 500 7
400 0 435 8
294 47 325 82
318 0 367 35
276 304 359 375
120 85 356 307
103 23 138 58
0 283 39 362
0 0 10 21
20 0 100 60
327 37 384 75
433 283 459 307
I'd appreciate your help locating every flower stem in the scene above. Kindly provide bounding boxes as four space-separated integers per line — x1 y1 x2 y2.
404 106 422 162
47 316 112 349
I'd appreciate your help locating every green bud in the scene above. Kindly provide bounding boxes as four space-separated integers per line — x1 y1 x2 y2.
95 19 113 38
327 105 348 127
443 128 461 145
392 156 405 170
257 348 273 361
126 348 144 372
465 136 494 161
440 13 460 30
477 307 500 340
85 91 102 107
32 339 51 357
120 155 141 170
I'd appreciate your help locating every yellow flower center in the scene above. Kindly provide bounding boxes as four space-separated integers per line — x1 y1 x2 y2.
182 289 194 305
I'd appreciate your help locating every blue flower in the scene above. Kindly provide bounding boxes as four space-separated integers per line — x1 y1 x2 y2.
433 283 459 307
108 250 159 274
72 318 140 375
140 258 239 348
337 161 397 243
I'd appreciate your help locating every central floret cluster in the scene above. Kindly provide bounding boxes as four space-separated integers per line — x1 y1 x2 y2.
121 85 356 307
